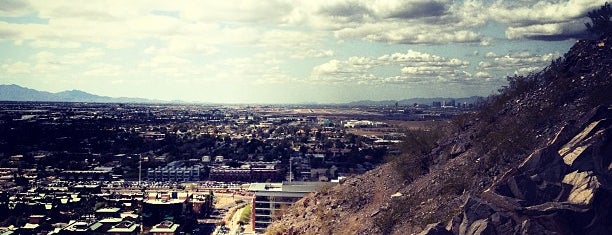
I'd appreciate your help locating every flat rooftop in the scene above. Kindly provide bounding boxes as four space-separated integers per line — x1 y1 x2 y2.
248 181 334 193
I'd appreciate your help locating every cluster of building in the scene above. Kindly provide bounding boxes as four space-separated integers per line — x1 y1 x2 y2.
0 102 456 185
0 101 478 233
0 184 213 235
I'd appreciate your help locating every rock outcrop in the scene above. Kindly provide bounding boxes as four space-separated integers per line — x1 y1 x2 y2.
440 106 612 235
268 36 612 235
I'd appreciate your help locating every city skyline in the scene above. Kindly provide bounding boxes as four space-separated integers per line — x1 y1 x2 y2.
0 0 602 103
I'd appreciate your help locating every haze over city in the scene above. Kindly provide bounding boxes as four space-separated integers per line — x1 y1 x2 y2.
0 0 603 103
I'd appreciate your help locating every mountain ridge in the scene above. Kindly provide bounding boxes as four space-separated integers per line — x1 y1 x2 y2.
0 84 168 104
0 84 483 106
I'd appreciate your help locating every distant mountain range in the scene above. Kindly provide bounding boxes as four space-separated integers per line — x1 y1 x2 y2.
0 84 166 103
0 84 483 105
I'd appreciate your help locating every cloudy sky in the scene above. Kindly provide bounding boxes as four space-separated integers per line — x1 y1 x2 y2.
0 0 604 103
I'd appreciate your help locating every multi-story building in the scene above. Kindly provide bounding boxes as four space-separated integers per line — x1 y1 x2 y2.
106 221 140 235
59 220 98 234
149 220 180 235
59 170 112 181
142 192 190 226
146 161 203 182
248 181 334 233
209 162 280 182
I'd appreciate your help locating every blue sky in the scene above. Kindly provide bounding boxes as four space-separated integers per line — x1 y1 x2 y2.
0 0 604 103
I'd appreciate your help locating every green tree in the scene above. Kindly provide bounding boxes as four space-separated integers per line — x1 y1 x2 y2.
239 204 252 223
94 202 107 211
585 2 612 37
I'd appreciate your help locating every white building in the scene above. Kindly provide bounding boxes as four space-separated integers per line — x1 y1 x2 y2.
248 181 335 233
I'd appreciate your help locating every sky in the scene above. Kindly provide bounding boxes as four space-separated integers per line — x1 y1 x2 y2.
0 0 605 104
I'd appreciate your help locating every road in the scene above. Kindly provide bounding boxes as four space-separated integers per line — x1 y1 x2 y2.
211 193 255 235
228 204 248 235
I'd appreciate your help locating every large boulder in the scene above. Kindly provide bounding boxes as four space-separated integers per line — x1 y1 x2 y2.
451 106 612 235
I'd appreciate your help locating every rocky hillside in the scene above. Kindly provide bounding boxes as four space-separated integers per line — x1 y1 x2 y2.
267 36 612 235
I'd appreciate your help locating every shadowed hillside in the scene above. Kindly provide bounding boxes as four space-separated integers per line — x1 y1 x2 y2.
266 34 612 235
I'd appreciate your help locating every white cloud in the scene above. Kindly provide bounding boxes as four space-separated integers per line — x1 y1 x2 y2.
302 0 600 43
335 24 482 44
1 61 31 74
21 48 105 74
126 14 182 35
371 0 450 19
144 37 219 57
282 0 488 44
1 0 592 54
106 40 135 49
478 51 561 77
311 50 471 84
139 54 192 74
505 21 587 40
291 49 334 59
34 48 101 65
401 66 441 75
63 48 105 64
491 52 560 67
29 40 82 49
488 0 599 26
474 71 492 79
516 66 542 74
179 0 294 23
488 0 602 40
311 47 560 85
0 0 33 17
349 0 486 44
316 0 372 24
311 59 370 83
480 37 493 46
83 63 123 77
213 52 296 85
478 61 492 68
0 0 598 103
257 30 334 59
0 1 265 51
132 51 297 85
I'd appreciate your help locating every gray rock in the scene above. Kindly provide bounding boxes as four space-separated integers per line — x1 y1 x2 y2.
465 219 494 235
418 222 452 235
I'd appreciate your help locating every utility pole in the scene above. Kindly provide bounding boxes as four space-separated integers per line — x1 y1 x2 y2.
138 154 142 186
289 157 293 182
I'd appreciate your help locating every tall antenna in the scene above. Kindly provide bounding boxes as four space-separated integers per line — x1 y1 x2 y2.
138 154 142 186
